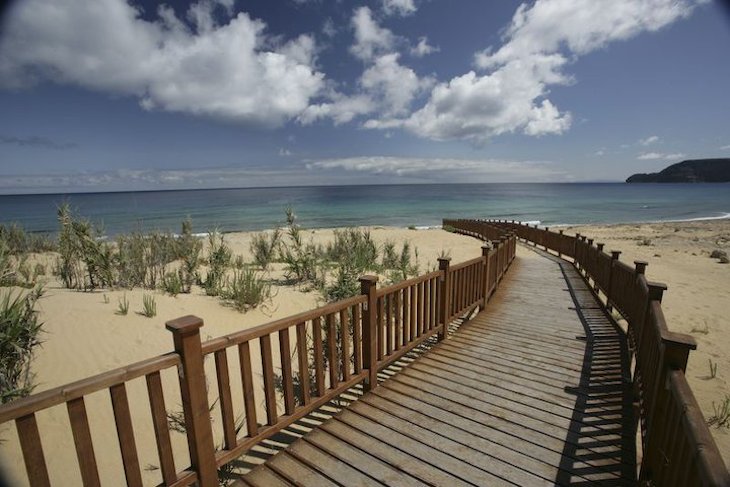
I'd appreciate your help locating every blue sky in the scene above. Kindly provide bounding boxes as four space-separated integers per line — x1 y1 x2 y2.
1 0 729 193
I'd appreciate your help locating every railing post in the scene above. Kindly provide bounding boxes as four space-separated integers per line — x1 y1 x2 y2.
438 258 451 340
480 245 490 310
166 316 218 487
544 227 550 251
558 230 564 257
574 233 580 268
593 243 605 293
606 250 621 312
359 276 379 392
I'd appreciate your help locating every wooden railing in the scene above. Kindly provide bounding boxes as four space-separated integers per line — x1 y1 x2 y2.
0 230 516 486
467 218 730 487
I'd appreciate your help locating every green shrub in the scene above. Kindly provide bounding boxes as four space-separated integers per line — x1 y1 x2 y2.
0 286 44 403
162 271 182 296
222 267 272 312
250 229 281 270
175 218 201 293
323 264 360 302
442 224 456 233
0 223 55 254
280 207 324 286
381 240 398 269
203 230 231 296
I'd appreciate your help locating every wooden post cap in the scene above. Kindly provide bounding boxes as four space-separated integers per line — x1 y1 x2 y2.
481 245 490 255
491 240 501 248
611 250 621 259
166 315 204 334
559 230 564 234
359 275 379 284
634 260 648 274
587 238 594 245
596 243 605 251
438 257 452 269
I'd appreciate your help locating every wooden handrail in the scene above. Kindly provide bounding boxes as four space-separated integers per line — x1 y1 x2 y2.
0 227 517 486
479 218 730 487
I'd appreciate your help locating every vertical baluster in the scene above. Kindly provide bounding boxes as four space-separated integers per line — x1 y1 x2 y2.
238 342 258 437
377 296 385 360
146 372 177 485
352 305 362 374
397 289 404 348
67 397 101 487
326 313 338 388
214 349 237 450
340 308 351 381
109 383 143 487
402 288 410 346
260 334 277 425
416 281 423 336
312 317 325 396
386 293 393 355
278 329 296 415
295 322 311 406
16 413 50 487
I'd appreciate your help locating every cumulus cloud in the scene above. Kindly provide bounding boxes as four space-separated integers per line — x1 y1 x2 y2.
364 0 698 143
640 135 660 146
360 53 433 116
0 0 325 126
637 152 686 160
349 6 397 61
410 37 439 57
307 156 564 181
382 0 417 17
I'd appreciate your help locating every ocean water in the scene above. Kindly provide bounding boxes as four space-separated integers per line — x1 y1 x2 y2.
1 183 729 236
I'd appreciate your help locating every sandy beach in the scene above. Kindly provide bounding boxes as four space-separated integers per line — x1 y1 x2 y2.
0 221 727 484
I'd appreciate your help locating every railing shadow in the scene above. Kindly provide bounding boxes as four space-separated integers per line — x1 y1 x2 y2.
548 253 637 485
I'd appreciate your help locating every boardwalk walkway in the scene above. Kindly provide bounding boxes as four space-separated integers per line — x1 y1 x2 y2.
241 246 636 486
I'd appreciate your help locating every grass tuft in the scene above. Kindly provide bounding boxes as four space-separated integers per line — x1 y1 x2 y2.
141 294 157 318
116 294 129 316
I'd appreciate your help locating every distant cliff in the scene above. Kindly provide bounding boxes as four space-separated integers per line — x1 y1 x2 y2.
626 159 730 183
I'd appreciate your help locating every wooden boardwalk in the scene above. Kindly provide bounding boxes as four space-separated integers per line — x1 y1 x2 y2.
241 246 637 486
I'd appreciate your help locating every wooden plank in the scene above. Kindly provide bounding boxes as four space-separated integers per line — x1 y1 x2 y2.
305 429 423 487
340 308 351 382
325 314 338 389
260 334 278 426
295 322 311 406
238 342 258 437
312 317 325 397
324 414 475 487
214 349 238 450
351 398 551 486
15 413 50 487
386 293 393 355
67 397 101 487
109 383 143 487
278 329 296 416
146 371 177 486
267 450 338 487
285 436 383 485
244 465 293 487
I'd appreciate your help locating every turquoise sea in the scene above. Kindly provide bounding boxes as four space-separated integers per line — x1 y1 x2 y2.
1 183 729 236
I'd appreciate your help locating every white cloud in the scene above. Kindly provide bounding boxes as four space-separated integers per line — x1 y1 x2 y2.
349 7 397 61
474 0 696 69
637 152 686 160
382 0 417 17
639 135 660 146
720 144 730 151
299 93 376 125
410 37 439 57
594 149 606 157
368 55 572 141
278 148 292 156
368 0 696 143
360 53 433 116
307 156 564 181
0 0 325 126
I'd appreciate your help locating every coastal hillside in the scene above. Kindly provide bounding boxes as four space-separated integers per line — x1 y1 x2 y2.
626 158 730 183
